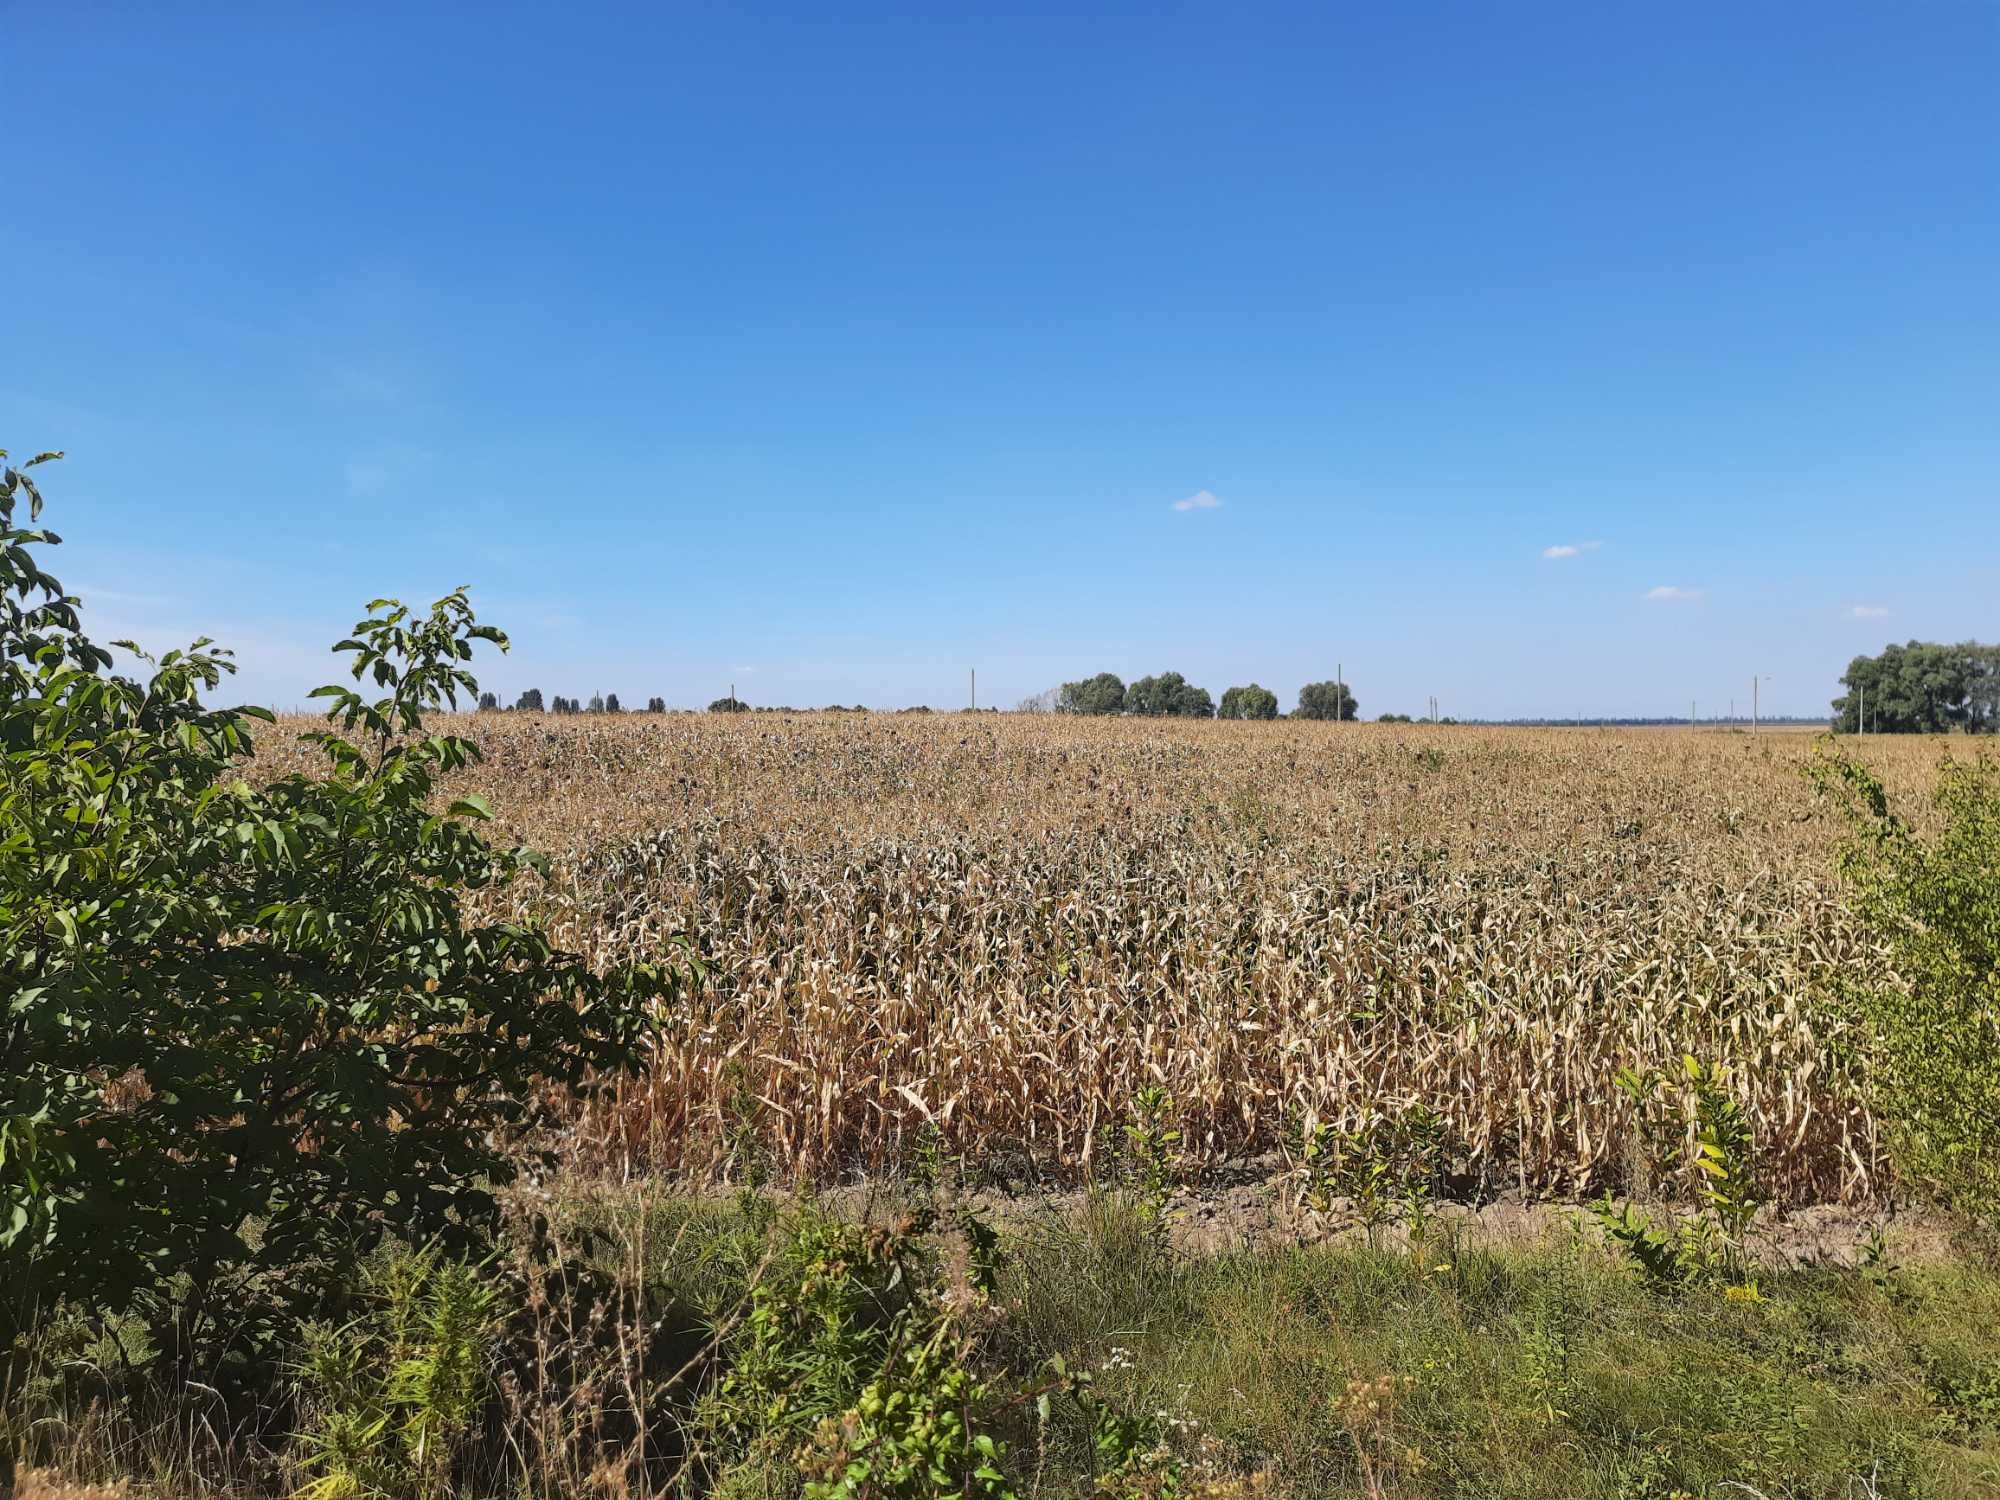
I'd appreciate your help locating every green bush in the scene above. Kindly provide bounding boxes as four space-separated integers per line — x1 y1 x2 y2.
1814 746 2000 1213
699 1202 1016 1497
0 450 681 1383
1126 672 1214 719
292 1246 500 1500
1294 680 1357 721
1591 1058 1763 1295
1217 684 1279 720
1058 673 1126 716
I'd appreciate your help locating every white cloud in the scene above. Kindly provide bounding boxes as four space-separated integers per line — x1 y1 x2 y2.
1645 585 1703 602
1541 540 1602 560
1849 604 1890 619
70 582 183 611
1171 489 1223 512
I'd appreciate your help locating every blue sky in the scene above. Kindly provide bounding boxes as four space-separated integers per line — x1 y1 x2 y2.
6 2 1996 718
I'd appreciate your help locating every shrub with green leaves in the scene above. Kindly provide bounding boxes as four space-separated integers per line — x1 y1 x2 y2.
293 1246 500 1500
1592 1057 1762 1296
702 1202 1016 1498
1813 746 2000 1213
0 449 680 1378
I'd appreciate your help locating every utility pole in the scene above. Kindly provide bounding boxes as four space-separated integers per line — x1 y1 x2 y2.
1691 699 1697 732
1337 662 1343 722
1752 676 1758 734
1858 683 1865 735
970 668 976 712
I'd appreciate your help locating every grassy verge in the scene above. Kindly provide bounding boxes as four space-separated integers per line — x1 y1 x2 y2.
983 1194 2000 1496
19 1182 1997 1500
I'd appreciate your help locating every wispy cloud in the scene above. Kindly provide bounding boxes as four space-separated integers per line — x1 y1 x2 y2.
70 582 183 611
1849 604 1890 619
1171 489 1223 512
1645 585 1703 602
1541 540 1602 560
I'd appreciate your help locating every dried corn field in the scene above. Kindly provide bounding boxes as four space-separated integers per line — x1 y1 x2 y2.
262 714 1947 1204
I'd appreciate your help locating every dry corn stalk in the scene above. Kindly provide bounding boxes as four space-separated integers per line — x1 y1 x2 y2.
253 714 1926 1203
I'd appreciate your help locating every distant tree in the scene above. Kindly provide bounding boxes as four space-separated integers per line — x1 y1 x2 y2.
1127 672 1214 718
551 695 580 714
708 695 749 713
1377 712 1412 723
899 705 933 714
646 696 666 713
586 692 606 714
603 693 622 714
1972 650 2000 733
514 687 545 712
1218 684 1279 720
1295 680 1359 721
1016 686 1062 714
1059 672 1126 715
477 690 499 711
1834 641 2000 734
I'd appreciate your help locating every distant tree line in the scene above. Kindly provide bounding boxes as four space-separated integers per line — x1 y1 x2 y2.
455 645 1999 733
1835 642 1999 734
1057 672 1360 720
473 696 971 715
475 689 671 713
472 673 1374 720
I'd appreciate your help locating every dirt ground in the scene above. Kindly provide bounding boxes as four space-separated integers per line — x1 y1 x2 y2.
788 1154 1960 1268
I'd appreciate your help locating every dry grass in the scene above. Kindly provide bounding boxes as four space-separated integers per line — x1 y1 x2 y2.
15 1473 132 1500
256 714 1955 1203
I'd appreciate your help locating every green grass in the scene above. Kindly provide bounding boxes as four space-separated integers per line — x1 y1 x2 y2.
15 1185 2000 1499
560 1186 2000 1498
945 1196 1993 1497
